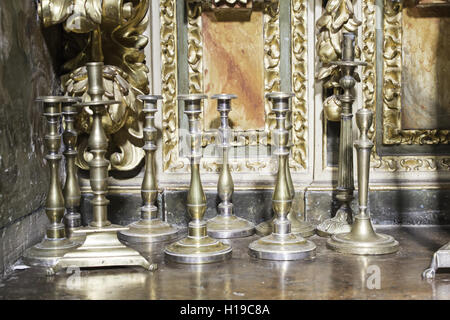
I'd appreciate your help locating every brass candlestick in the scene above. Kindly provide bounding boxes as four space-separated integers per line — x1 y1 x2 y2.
23 96 80 267
316 32 360 237
249 92 316 261
62 97 84 243
51 62 155 273
327 107 399 255
118 95 180 243
164 94 232 264
256 100 315 238
206 94 255 238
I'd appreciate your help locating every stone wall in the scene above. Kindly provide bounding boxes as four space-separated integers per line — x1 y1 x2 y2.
0 0 61 276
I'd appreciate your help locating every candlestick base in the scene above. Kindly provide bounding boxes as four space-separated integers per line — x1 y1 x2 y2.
23 238 80 268
248 233 316 261
316 210 352 237
207 215 255 239
164 234 232 264
256 212 315 238
327 216 399 255
48 224 156 274
118 219 181 244
423 242 450 280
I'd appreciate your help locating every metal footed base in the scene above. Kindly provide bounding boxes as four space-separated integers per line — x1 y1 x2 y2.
327 232 399 255
23 237 80 268
48 224 156 275
207 215 255 239
316 211 352 237
164 235 232 264
256 212 315 238
248 233 316 261
327 216 399 255
118 219 181 244
423 241 450 280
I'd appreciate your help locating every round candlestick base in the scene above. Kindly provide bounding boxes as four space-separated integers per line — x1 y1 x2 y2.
256 213 315 238
248 233 316 261
327 216 399 255
164 235 232 264
118 219 181 244
22 238 80 267
207 215 255 239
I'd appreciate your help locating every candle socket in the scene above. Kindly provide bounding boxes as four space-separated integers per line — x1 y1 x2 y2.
49 62 155 274
23 96 80 267
118 95 181 243
249 92 316 261
206 94 255 239
327 107 399 255
164 94 232 264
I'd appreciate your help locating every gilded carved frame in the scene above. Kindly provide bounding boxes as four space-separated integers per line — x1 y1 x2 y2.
160 0 308 174
366 0 450 172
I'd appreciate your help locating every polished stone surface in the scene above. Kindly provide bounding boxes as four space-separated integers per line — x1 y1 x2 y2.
1 226 449 299
202 11 265 130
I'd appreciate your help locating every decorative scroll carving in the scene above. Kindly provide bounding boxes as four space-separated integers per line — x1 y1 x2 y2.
359 0 450 172
315 0 361 122
291 0 308 170
38 0 150 171
382 0 450 145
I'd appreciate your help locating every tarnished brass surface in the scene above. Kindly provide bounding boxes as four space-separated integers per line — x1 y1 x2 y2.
165 95 232 264
206 94 255 238
256 99 314 238
52 63 154 273
423 241 450 279
317 33 365 238
37 0 150 172
62 97 84 243
327 106 399 255
249 92 316 261
23 96 80 267
119 95 180 243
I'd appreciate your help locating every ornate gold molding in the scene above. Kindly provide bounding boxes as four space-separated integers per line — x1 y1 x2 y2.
360 0 450 172
161 0 308 173
38 0 150 171
382 0 450 145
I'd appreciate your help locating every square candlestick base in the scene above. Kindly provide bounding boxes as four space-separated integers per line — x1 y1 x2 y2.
423 242 450 280
48 225 157 275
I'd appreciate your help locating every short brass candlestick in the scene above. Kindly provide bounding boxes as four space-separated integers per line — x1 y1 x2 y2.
256 99 315 238
317 32 361 237
62 97 84 243
23 96 80 267
206 94 255 238
249 92 316 261
327 107 399 255
51 62 155 273
165 94 232 264
118 95 180 243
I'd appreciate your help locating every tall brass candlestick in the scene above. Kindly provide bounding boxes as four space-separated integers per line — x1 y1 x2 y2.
249 92 316 261
62 98 84 242
164 94 232 264
316 32 359 237
119 95 180 243
327 106 399 255
206 94 255 238
256 100 315 238
23 96 80 267
51 62 155 273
